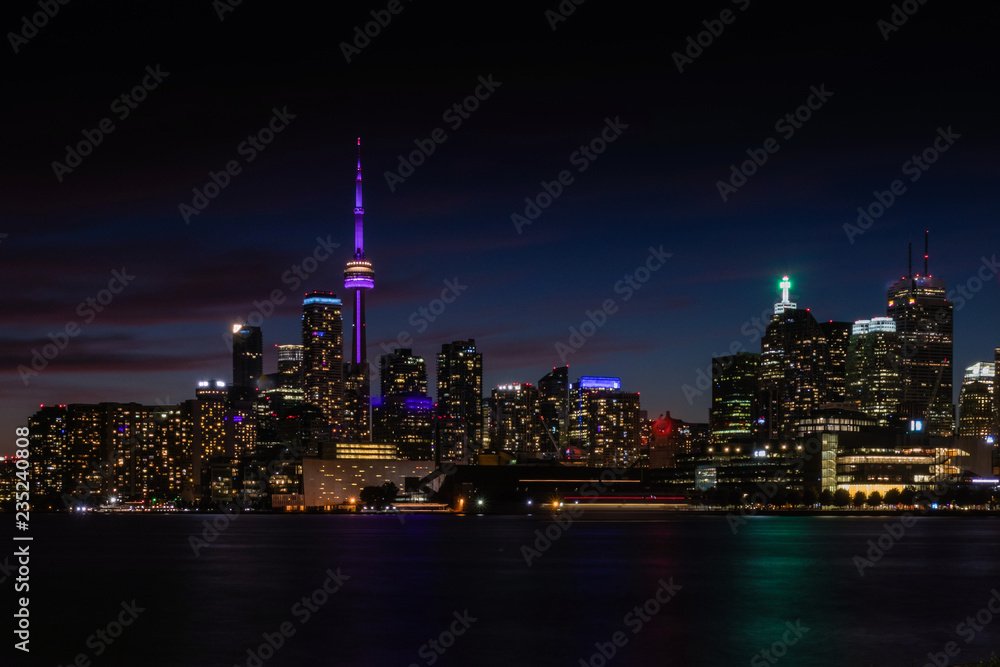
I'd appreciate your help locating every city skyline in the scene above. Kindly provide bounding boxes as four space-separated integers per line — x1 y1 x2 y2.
3 2 998 456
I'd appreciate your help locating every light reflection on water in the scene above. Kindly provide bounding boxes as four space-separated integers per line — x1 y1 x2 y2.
22 513 1000 667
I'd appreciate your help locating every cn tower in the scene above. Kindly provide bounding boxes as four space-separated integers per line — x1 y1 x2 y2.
344 137 375 440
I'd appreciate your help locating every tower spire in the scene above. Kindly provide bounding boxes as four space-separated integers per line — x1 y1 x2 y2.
354 137 364 257
344 136 376 442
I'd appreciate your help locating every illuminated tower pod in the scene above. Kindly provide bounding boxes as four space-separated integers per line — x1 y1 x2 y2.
344 137 375 442
885 232 954 436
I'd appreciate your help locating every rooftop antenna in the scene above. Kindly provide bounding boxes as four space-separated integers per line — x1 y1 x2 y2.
924 230 929 275
908 241 912 277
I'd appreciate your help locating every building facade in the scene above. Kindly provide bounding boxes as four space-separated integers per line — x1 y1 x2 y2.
436 340 483 452
710 352 760 444
301 291 344 441
845 317 903 427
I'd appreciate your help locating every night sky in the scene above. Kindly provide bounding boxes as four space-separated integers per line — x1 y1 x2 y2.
3 1 998 454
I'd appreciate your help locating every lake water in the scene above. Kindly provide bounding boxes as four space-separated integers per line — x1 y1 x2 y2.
7 513 1000 667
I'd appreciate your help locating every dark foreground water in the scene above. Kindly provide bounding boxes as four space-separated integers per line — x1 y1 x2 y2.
4 513 1000 667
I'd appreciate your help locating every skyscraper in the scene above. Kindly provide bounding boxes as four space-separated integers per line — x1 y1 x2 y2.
710 352 760 444
568 377 641 467
760 276 830 440
232 324 263 389
488 383 541 452
436 340 483 454
885 233 954 435
375 349 432 459
819 320 851 403
380 348 428 397
343 137 376 443
958 362 995 438
277 344 304 379
536 366 569 453
845 317 903 427
28 405 68 500
301 291 344 440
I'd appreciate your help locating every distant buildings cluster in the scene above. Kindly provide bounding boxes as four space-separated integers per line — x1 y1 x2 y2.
700 237 997 497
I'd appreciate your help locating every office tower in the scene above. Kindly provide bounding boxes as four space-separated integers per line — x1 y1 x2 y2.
819 321 851 403
710 352 760 444
569 377 641 466
344 138 376 443
886 233 954 435
760 276 830 440
375 349 433 459
436 339 484 452
261 344 305 403
232 324 263 389
845 317 903 427
380 348 428 397
536 365 569 453
958 362 995 438
302 291 344 440
488 383 541 452
277 344 304 383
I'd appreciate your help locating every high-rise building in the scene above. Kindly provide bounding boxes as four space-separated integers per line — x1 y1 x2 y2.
63 403 107 501
819 321 851 403
232 324 263 389
710 352 760 444
845 317 903 427
373 395 434 460
343 137 376 443
885 233 954 436
436 339 483 452
375 349 433 459
301 291 344 440
536 366 569 453
569 377 641 466
28 405 68 501
194 380 229 465
380 349 428 397
488 383 541 452
958 362 995 438
760 276 830 440
277 344 304 380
